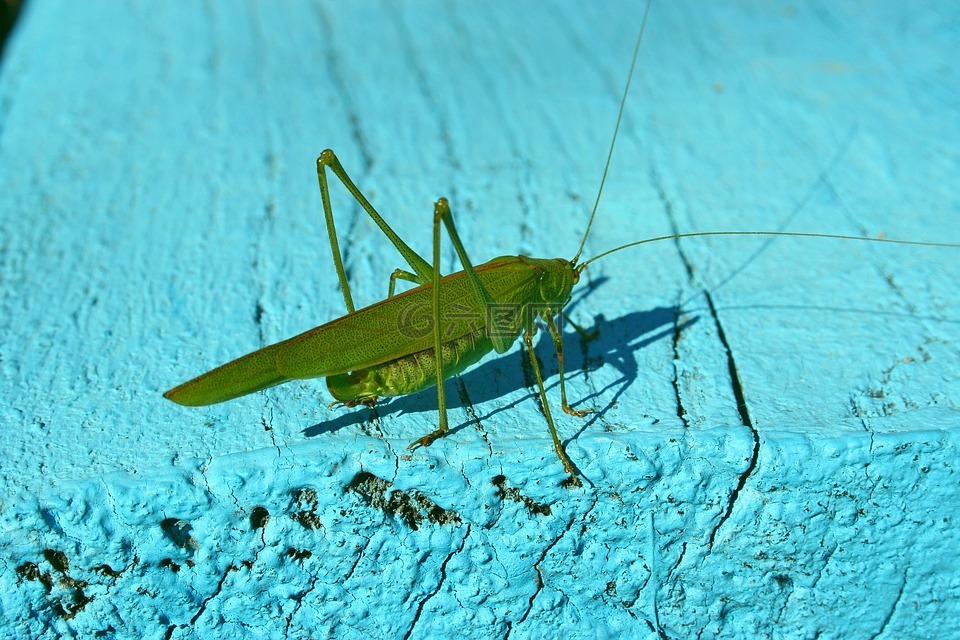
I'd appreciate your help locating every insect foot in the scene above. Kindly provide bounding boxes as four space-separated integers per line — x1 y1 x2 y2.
553 453 584 488
408 428 447 450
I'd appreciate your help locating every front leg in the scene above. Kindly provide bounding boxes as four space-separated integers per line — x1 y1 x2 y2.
545 315 591 417
523 328 581 487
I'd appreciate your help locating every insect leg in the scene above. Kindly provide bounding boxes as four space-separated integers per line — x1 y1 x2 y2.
432 198 514 354
545 315 589 417
523 328 581 487
387 269 420 298
408 199 450 449
316 151 355 313
316 150 436 312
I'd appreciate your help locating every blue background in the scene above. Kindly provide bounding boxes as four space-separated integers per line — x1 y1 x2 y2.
1 1 958 638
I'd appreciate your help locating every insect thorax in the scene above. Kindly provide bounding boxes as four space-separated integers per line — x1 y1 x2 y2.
524 256 577 315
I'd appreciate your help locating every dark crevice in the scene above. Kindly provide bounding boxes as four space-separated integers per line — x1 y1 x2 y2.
704 292 752 428
707 428 760 552
650 163 754 424
868 570 907 640
648 166 694 281
403 525 471 640
343 536 372 582
190 564 236 624
707 428 760 553
516 495 598 629
670 303 691 428
519 520 570 625
654 161 763 550
651 166 700 430
666 541 687 581
285 575 321 637
703 291 760 550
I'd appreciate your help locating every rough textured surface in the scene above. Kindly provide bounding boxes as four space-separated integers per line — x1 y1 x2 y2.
1 1 958 638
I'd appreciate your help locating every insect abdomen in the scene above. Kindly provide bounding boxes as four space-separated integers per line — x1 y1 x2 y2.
326 327 495 403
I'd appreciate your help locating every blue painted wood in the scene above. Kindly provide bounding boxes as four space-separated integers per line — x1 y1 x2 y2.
1 1 958 638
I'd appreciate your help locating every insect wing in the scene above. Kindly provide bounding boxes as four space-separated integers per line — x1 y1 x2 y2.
275 257 543 379
163 342 289 406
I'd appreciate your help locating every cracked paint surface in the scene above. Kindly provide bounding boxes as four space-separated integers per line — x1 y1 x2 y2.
4 433 958 638
1 1 959 638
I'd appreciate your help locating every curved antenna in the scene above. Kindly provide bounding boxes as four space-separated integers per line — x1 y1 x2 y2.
572 0 653 265
577 230 960 272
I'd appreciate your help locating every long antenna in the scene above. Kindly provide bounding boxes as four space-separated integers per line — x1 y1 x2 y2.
577 230 960 272
572 0 653 264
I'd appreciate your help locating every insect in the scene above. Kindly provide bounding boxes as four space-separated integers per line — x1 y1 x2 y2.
164 1 958 487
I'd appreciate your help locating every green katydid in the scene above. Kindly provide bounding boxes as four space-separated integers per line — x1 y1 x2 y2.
164 2 959 487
